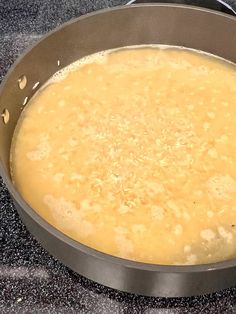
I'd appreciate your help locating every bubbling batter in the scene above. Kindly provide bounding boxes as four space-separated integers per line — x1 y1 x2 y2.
11 46 236 265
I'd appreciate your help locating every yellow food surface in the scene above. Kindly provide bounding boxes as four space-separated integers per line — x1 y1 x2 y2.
11 47 236 265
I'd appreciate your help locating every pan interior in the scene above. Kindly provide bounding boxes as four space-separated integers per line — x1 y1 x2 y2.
10 44 236 266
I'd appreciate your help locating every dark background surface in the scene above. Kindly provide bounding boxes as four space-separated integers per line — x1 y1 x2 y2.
1 1 236 313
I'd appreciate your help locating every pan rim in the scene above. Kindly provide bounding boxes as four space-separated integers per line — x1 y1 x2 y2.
1 3 236 274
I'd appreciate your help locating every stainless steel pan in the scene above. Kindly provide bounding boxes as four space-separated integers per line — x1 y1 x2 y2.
0 3 236 297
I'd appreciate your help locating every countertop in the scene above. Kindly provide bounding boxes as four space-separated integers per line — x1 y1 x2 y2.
0 1 236 313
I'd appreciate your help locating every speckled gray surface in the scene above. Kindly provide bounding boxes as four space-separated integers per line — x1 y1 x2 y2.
1 1 236 313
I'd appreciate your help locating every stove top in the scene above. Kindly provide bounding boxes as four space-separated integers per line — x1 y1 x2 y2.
0 1 236 313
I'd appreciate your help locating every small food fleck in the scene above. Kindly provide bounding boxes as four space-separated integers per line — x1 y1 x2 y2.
174 224 183 235
200 229 216 241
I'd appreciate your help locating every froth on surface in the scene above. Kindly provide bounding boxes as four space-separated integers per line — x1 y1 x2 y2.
49 44 235 84
50 50 109 83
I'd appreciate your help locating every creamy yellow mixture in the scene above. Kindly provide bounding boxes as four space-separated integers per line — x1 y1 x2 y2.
11 46 236 265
